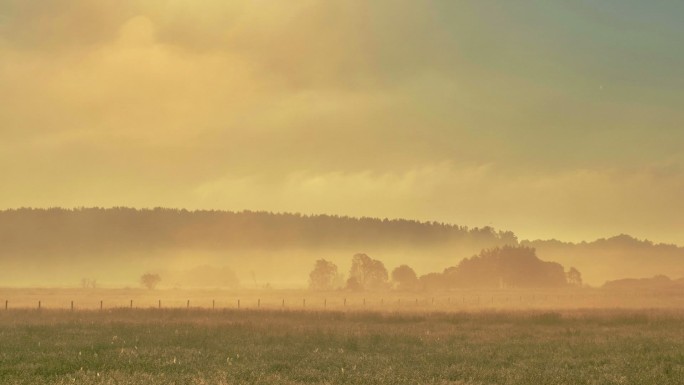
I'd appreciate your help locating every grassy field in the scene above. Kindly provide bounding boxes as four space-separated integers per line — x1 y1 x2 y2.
1 307 683 385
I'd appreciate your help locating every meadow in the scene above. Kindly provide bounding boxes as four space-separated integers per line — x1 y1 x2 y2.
1 296 683 385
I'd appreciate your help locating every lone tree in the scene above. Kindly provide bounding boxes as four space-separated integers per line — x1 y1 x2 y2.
347 253 388 291
140 273 161 290
391 265 418 291
309 259 340 291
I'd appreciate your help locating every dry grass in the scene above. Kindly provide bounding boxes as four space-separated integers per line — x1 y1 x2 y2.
1 306 683 384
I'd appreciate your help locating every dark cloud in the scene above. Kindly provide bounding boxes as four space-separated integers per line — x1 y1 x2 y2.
0 0 135 51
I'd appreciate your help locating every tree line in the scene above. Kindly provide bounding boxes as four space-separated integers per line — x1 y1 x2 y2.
0 207 517 258
309 246 583 291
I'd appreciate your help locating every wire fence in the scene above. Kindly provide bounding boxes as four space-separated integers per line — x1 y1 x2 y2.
3 290 681 312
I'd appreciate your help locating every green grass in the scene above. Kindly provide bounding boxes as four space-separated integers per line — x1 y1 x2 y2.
1 309 683 384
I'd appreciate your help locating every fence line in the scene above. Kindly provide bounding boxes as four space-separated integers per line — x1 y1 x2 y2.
1 293 659 312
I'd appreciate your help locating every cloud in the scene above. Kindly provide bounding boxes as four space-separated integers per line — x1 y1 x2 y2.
0 1 683 243
190 162 684 243
0 0 135 50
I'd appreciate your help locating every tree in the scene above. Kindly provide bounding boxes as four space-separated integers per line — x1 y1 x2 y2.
309 259 340 291
443 246 568 289
566 267 582 287
140 273 161 290
345 276 363 291
391 265 418 291
347 253 388 291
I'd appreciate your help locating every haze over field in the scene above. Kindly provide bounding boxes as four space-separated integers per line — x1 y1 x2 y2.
1 0 683 246
1 208 683 288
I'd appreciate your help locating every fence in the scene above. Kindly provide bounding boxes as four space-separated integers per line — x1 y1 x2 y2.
1 290 671 311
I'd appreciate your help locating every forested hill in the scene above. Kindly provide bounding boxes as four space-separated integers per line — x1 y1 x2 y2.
523 235 684 285
0 208 518 257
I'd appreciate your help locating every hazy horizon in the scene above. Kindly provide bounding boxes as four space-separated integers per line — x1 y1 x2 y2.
1 205 681 247
1 207 683 288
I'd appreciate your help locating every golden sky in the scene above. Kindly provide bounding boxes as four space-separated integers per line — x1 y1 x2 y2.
1 0 683 244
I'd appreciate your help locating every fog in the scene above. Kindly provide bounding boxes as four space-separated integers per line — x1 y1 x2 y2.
1 208 682 291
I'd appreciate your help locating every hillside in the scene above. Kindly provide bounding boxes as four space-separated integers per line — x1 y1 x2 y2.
523 235 684 285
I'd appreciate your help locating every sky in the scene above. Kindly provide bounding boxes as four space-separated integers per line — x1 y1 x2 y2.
1 0 683 244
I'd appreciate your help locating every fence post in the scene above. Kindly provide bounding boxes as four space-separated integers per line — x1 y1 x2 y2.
238 299 240 309
71 301 74 312
212 300 215 310
282 298 284 308
158 300 161 309
187 300 190 309
38 300 41 310
130 299 133 309
258 299 261 308
5 300 7 310
100 300 103 311
344 298 346 307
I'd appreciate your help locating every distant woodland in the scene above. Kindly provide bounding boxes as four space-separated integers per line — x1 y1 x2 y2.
310 247 581 292
0 208 682 286
521 236 684 285
0 207 516 254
